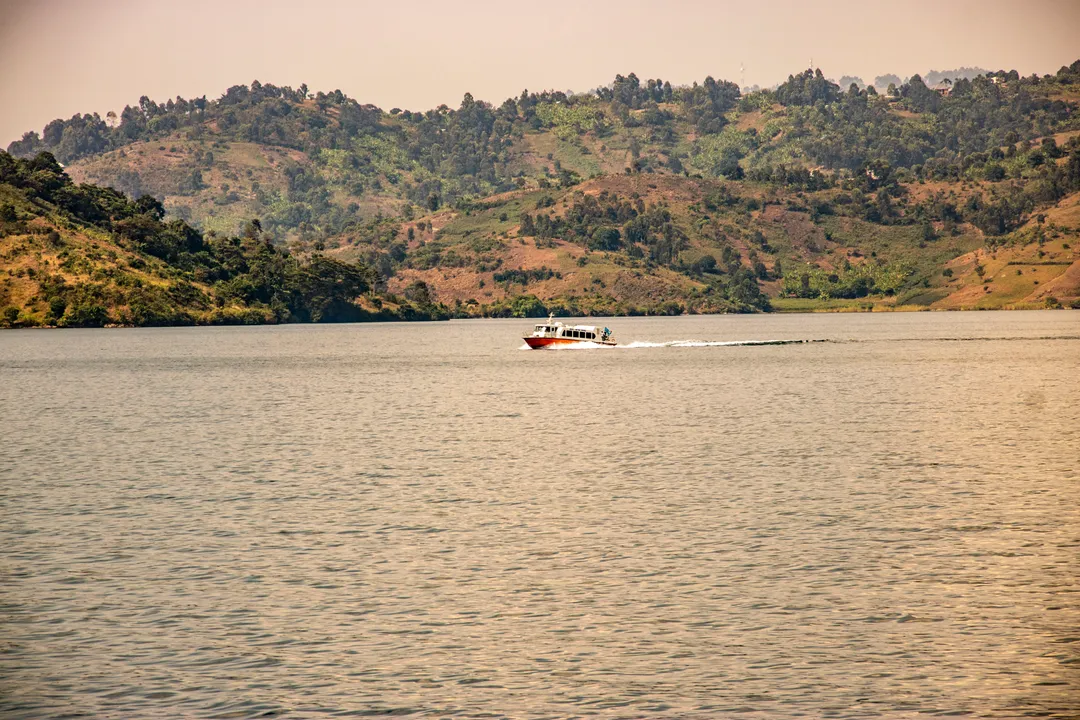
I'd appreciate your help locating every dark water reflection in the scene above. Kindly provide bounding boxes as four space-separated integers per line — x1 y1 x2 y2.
1 311 1078 718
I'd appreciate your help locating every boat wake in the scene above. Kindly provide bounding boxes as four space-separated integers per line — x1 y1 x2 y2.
520 339 827 350
519 334 1079 351
620 338 825 349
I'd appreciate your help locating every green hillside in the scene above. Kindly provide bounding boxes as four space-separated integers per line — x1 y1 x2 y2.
0 152 447 327
4 61 1080 325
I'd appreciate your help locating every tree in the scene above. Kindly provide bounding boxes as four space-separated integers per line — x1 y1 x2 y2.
718 157 744 179
6 131 41 157
589 226 621 251
511 295 547 317
691 255 717 274
293 255 374 321
404 280 433 306
135 195 165 220
874 74 903 91
902 74 940 112
60 303 110 328
519 213 535 236
775 68 839 106
1041 138 1063 159
921 221 936 242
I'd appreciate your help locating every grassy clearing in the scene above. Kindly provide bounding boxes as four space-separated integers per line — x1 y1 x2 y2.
771 297 881 312
520 133 605 178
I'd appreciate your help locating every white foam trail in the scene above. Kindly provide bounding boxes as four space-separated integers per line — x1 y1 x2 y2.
521 339 824 350
560 341 610 350
619 339 822 349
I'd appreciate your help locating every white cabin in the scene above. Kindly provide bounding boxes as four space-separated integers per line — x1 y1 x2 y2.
528 315 612 343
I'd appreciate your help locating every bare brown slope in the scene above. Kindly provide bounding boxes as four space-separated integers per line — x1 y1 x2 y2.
339 173 1080 312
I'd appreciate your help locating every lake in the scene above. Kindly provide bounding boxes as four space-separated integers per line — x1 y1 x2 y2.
1 311 1078 718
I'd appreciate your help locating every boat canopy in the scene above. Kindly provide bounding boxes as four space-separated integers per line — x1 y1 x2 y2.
525 314 615 345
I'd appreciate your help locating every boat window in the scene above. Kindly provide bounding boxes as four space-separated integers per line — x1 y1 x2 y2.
587 333 594 339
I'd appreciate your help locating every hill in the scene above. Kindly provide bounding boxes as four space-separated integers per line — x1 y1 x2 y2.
0 152 447 327
5 61 1080 324
331 173 1079 315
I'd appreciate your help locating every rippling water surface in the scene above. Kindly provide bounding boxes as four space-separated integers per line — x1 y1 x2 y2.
2 311 1079 718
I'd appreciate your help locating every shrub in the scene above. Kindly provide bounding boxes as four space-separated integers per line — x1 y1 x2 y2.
60 303 110 328
690 255 717 275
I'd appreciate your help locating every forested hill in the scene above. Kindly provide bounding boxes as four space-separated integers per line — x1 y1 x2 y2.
0 151 451 327
3 61 1080 325
9 63 1080 241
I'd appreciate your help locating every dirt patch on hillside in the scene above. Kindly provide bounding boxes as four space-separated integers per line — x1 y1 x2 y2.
1022 191 1080 230
1024 260 1080 303
762 205 828 254
578 174 709 205
904 180 993 205
735 111 766 132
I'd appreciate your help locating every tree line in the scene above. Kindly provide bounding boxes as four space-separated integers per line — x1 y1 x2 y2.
0 151 451 326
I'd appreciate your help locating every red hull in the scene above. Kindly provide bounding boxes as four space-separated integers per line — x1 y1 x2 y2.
523 337 615 349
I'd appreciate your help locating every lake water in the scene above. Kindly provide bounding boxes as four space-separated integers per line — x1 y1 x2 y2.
1 311 1078 719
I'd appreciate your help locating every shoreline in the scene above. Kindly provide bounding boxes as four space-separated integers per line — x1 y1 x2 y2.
2 302 1074 330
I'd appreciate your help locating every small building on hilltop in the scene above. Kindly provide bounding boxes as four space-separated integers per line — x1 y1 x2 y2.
931 79 953 97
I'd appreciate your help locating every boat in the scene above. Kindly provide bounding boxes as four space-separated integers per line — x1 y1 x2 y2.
524 315 616 349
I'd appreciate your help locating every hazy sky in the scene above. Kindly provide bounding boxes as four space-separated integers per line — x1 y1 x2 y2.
2 0 1079 146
